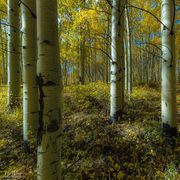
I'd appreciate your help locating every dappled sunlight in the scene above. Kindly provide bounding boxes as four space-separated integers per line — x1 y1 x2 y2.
0 0 179 178
61 82 180 179
0 83 179 179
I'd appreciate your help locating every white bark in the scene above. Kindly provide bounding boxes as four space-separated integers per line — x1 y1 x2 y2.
21 0 38 142
125 7 132 97
110 0 124 122
124 39 128 91
36 0 63 179
161 0 177 135
7 0 20 107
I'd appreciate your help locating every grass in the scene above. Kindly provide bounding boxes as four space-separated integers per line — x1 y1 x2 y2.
0 82 179 179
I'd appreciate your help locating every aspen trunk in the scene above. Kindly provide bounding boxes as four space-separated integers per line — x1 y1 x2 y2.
105 17 110 84
7 0 20 107
36 0 63 179
93 38 97 82
0 24 7 84
124 39 128 91
125 7 132 96
110 0 124 123
105 38 109 83
79 34 85 84
161 0 177 135
21 0 38 142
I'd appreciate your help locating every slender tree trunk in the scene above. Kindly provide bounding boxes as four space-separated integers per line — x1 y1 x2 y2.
124 39 128 91
105 17 110 84
161 0 177 135
125 6 132 97
89 39 94 82
151 49 155 82
0 24 6 84
105 38 109 83
139 49 143 83
93 38 97 81
137 52 141 83
36 0 63 179
21 0 38 142
146 47 149 83
105 53 109 83
79 34 85 84
7 0 20 107
110 0 124 123
63 60 68 86
122 35 125 106
4 25 8 80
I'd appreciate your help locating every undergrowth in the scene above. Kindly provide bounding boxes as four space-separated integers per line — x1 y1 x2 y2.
0 82 179 179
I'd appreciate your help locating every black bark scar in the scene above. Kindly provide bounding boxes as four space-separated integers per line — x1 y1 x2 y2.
36 74 45 145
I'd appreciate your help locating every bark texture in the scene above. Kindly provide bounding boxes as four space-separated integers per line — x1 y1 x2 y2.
161 0 177 135
21 0 38 142
7 0 20 107
125 6 132 97
36 0 63 179
110 0 124 123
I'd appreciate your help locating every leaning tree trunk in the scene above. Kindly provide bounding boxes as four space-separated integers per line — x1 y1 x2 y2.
21 0 38 142
110 0 124 123
36 0 63 179
7 0 20 107
161 0 177 135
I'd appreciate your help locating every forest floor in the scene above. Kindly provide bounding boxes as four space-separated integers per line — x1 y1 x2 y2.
0 82 179 179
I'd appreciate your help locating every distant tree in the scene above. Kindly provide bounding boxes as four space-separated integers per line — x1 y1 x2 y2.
0 23 7 84
79 31 86 85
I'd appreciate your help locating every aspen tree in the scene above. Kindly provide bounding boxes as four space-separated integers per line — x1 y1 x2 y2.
21 0 38 142
105 16 110 84
79 2 86 85
124 39 128 91
0 24 6 84
93 38 97 82
36 0 63 179
7 0 20 107
125 6 132 97
110 0 124 123
105 37 109 83
79 35 85 84
161 0 177 135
